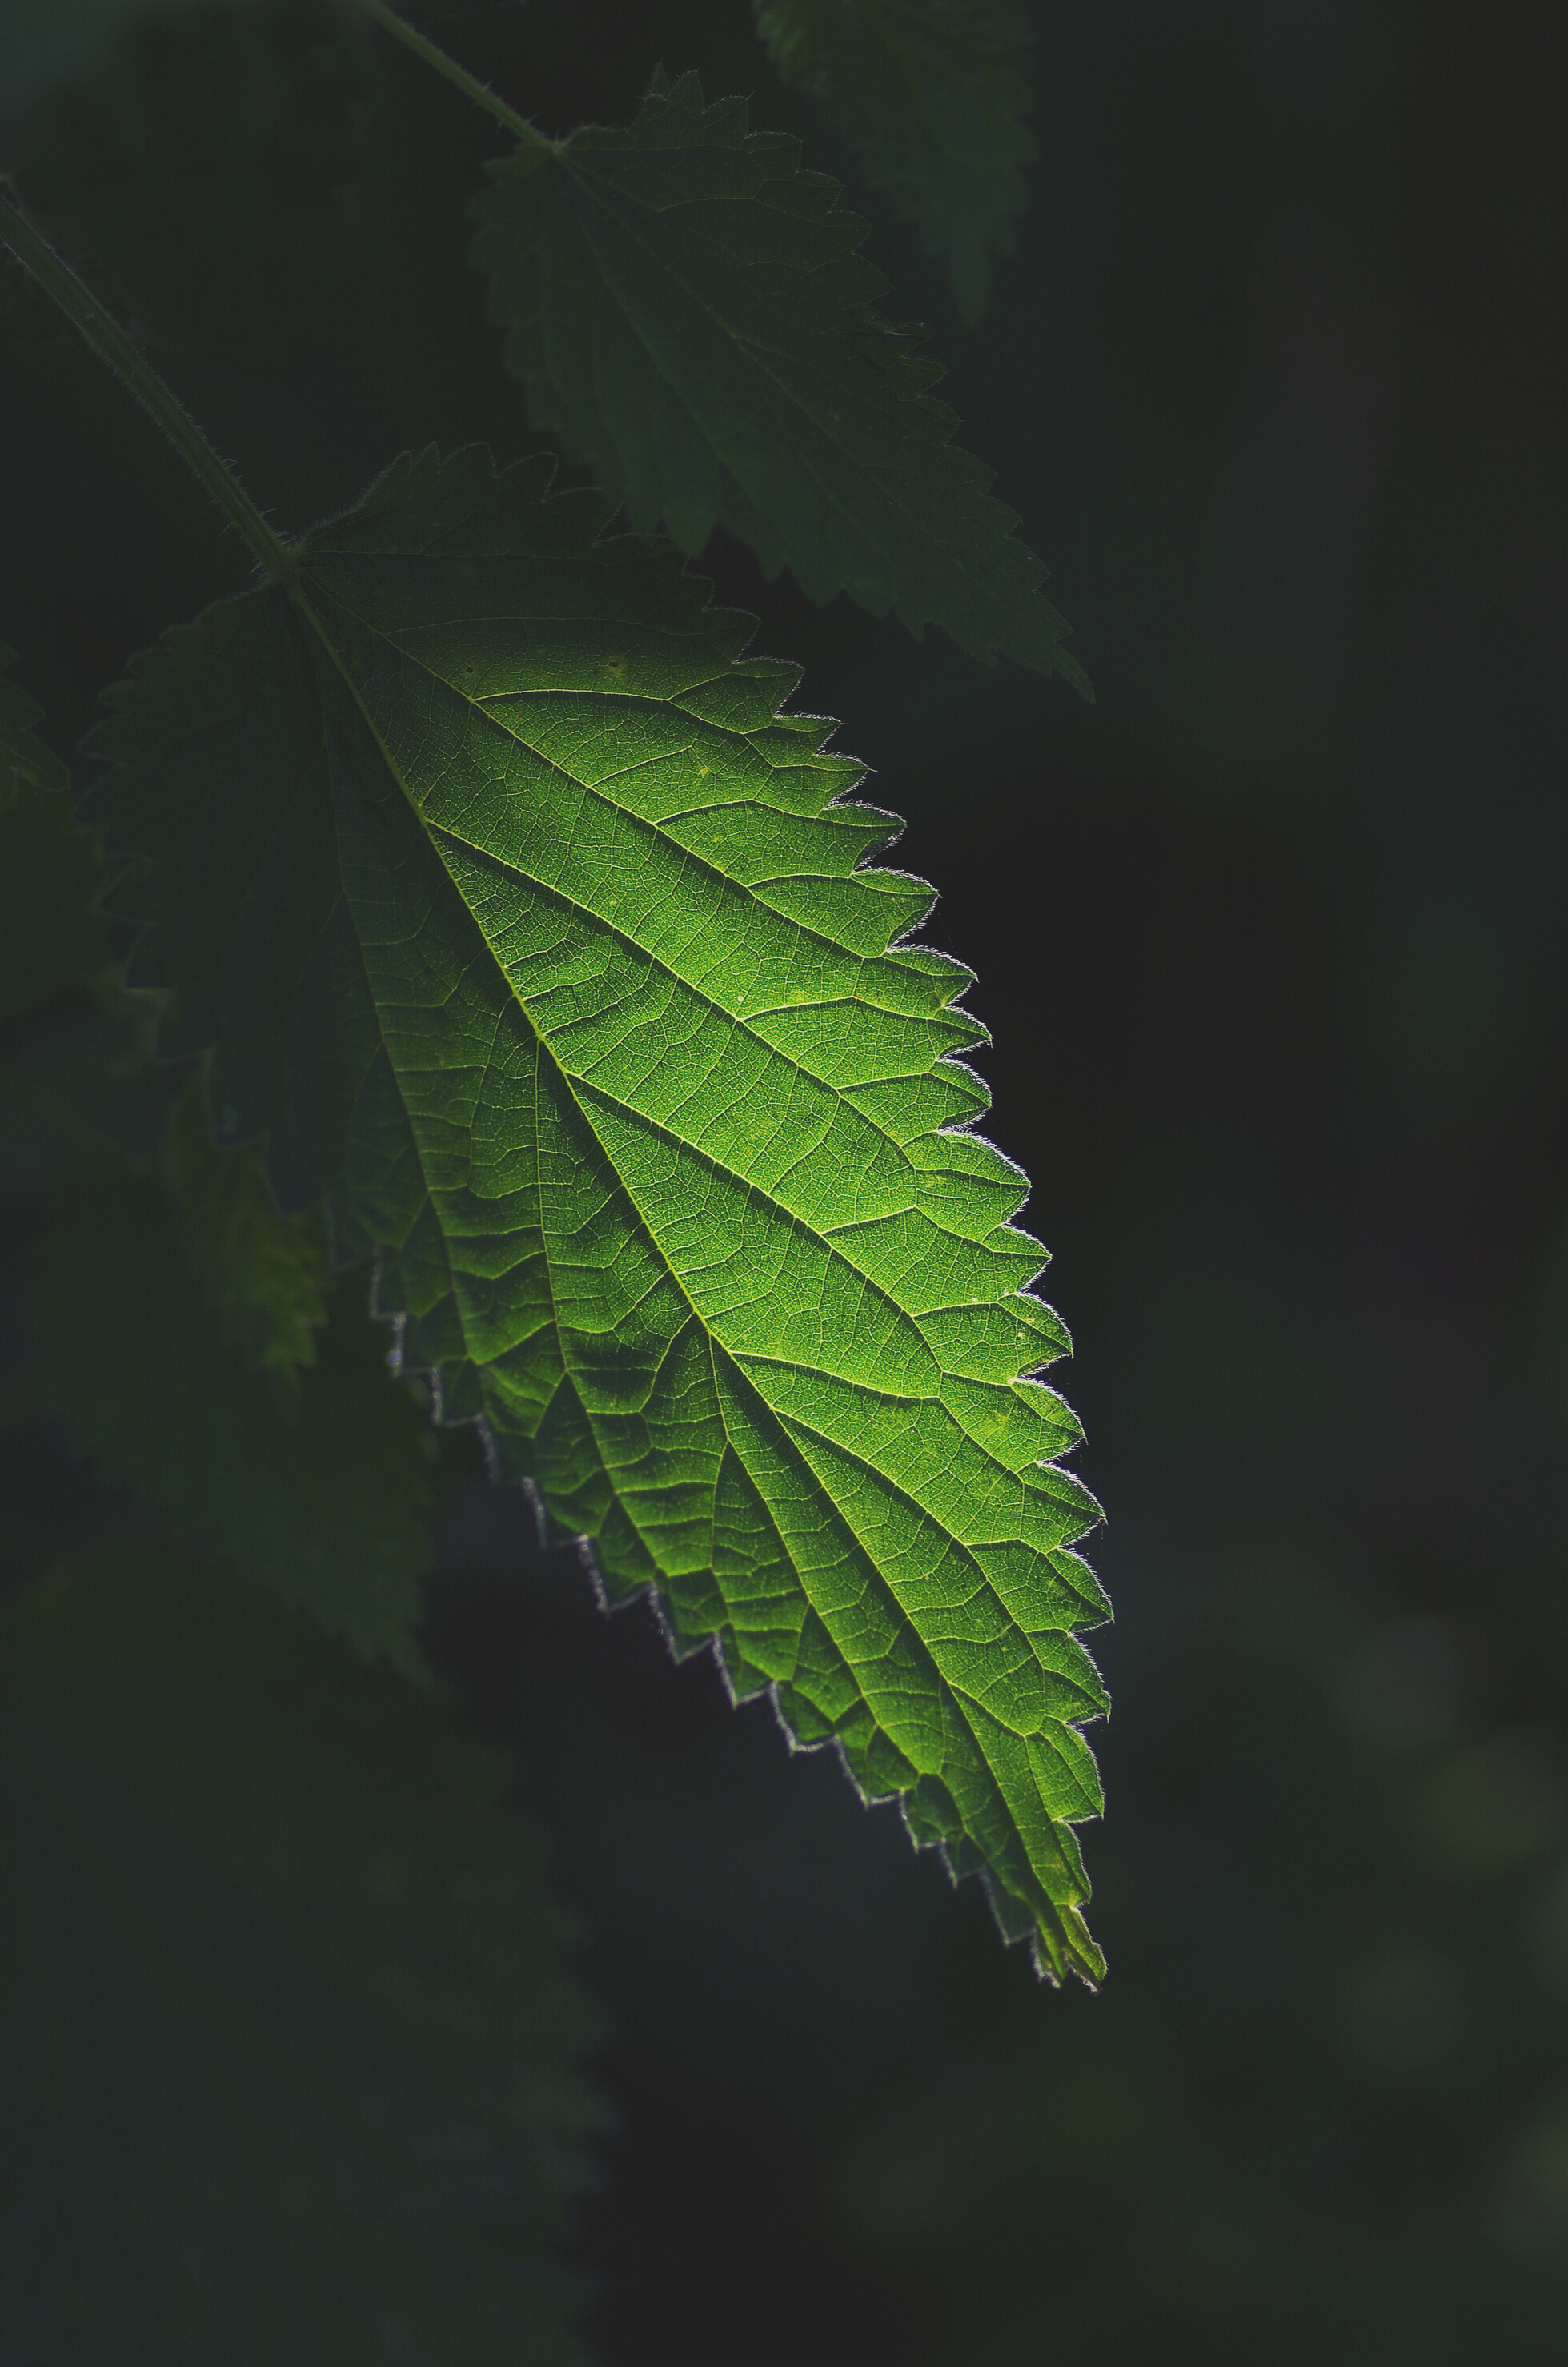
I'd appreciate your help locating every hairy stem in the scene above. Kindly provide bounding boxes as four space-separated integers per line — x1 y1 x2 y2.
353 0 555 152
0 188 292 581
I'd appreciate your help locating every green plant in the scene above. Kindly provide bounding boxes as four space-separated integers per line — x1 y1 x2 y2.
1 2 1102 2351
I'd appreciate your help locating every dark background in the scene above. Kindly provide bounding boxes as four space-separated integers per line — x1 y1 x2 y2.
3 0 1566 2357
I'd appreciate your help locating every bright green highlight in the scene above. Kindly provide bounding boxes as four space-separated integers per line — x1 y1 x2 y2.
755 0 1036 325
87 447 1107 1980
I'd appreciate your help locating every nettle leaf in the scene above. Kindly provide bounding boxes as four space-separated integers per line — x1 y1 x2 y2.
163 1073 330 1406
755 0 1036 326
470 70 1088 689
34 1151 433 1669
0 642 109 1016
0 1545 603 2365
0 640 69 800
86 447 1108 1980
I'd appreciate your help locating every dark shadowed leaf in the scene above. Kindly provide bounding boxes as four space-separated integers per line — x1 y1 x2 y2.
470 70 1086 688
162 1073 331 1408
0 644 108 1017
0 1545 603 2365
34 1153 433 1668
755 0 1036 325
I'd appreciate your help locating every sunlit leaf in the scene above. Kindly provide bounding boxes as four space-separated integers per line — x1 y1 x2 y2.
85 445 1108 1979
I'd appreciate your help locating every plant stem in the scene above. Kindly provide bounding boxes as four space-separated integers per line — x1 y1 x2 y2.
352 0 555 153
0 188 292 581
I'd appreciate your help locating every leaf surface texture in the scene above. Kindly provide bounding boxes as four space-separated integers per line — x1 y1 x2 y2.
86 448 1107 1978
755 0 1036 324
470 72 1085 686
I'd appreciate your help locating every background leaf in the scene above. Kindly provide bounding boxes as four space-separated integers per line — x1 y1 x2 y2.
0 642 108 1017
33 1151 434 1667
162 1073 330 1406
85 443 1106 1980
754 0 1035 326
469 70 1086 686
0 1543 603 2366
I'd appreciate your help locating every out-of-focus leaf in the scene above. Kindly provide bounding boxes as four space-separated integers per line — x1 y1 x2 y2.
755 0 1036 324
470 70 1086 686
0 1543 604 2365
0 643 108 1016
83 444 1107 1980
33 1157 432 1667
162 1073 330 1407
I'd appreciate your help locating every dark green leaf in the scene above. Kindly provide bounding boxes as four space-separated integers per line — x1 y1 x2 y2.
33 1154 433 1668
470 71 1087 688
755 0 1036 325
163 1073 331 1407
85 447 1108 1980
0 640 68 799
0 641 109 1016
0 1544 603 2365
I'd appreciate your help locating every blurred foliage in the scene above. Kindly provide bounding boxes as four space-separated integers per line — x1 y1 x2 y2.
162 1076 331 1409
0 0 223 115
2 0 1566 2361
33 1148 435 1667
755 0 1035 323
0 644 107 1017
0 1542 604 2365
823 1553 1568 2360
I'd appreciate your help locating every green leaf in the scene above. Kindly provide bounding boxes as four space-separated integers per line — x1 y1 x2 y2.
85 446 1108 1981
0 642 109 1016
0 1544 603 2365
33 1153 433 1669
469 70 1088 688
163 1073 330 1407
0 640 69 800
755 0 1036 326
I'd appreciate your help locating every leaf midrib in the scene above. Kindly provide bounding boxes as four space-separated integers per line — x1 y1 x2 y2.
291 557 1101 1980
702 1335 1091 1968
298 573 1027 1331
289 577 1068 1559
